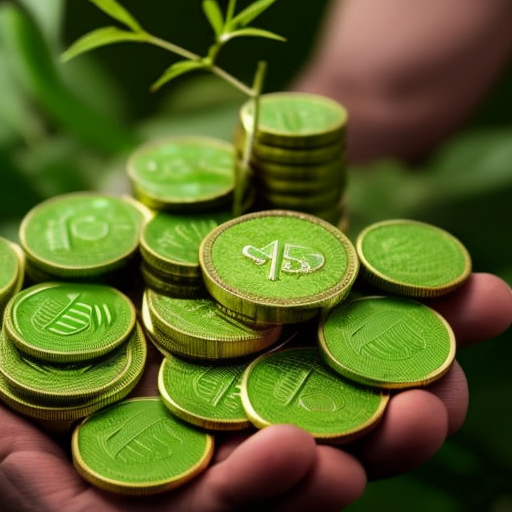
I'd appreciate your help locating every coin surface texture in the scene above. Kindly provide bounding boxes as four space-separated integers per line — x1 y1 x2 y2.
20 193 143 277
241 347 388 442
318 296 456 388
200 210 359 324
72 397 214 494
356 219 471 297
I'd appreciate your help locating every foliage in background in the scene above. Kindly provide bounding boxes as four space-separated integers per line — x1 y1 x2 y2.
0 1 512 510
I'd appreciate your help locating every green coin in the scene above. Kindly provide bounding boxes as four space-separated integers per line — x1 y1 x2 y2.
255 170 346 196
0 237 21 300
252 158 346 181
19 192 144 278
356 219 472 297
158 355 250 430
140 210 232 279
318 296 456 388
140 262 205 299
0 239 24 317
72 397 214 495
3 282 136 363
0 323 147 421
241 347 388 443
0 325 138 403
127 136 235 211
200 210 359 324
258 187 342 213
144 290 282 360
235 126 344 165
240 92 348 148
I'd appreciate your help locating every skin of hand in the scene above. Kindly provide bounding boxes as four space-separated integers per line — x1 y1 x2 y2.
292 0 512 163
1 273 511 512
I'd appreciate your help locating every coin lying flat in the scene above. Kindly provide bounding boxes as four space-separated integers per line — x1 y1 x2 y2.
19 192 144 278
318 296 456 388
241 347 388 443
200 210 359 324
158 355 250 430
140 210 232 279
240 92 348 148
127 136 235 211
143 290 282 360
356 219 472 298
72 397 214 495
3 282 136 363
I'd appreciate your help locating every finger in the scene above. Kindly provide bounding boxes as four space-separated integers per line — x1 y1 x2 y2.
426 360 468 435
268 446 366 512
351 389 448 479
175 425 317 512
427 273 512 346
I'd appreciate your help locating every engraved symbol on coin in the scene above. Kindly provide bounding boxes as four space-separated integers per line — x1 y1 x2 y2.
31 293 113 336
272 362 345 413
157 220 217 261
348 310 427 360
194 368 242 411
101 412 182 464
46 212 110 252
242 240 325 281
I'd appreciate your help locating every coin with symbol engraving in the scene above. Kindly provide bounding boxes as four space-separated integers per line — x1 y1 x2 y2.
241 347 388 443
3 282 136 363
200 210 358 324
318 296 456 388
158 355 250 430
72 397 214 494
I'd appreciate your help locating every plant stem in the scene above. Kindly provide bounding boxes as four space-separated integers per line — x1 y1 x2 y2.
233 60 266 216
146 33 253 97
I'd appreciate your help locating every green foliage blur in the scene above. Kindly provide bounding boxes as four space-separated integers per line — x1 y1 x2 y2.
0 1 511 510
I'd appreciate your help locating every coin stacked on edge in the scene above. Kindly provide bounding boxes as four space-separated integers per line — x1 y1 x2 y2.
235 92 349 227
0 282 147 428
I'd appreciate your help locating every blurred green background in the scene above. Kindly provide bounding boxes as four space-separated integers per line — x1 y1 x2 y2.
0 1 511 510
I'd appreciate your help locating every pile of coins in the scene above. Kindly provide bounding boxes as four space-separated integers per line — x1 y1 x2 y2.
0 282 146 425
235 92 349 225
0 91 473 494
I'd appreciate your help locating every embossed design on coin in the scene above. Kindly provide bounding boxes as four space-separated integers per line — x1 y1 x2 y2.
4 282 136 362
72 398 214 494
347 309 427 361
193 368 242 410
158 357 249 430
31 292 112 336
243 240 325 281
241 348 388 442
319 296 456 388
20 193 143 277
356 219 471 297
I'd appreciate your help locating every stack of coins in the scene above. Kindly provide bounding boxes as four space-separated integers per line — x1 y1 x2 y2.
0 237 25 318
19 192 145 283
0 282 146 424
139 210 231 297
142 289 282 361
235 92 348 226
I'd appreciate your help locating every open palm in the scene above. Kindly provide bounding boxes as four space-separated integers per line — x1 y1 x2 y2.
1 273 511 512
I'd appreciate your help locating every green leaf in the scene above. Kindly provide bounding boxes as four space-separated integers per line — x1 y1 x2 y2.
202 0 224 38
228 0 276 29
221 27 285 43
61 26 147 62
87 0 142 32
150 60 206 92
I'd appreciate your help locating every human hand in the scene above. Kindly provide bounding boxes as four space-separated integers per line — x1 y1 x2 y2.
1 272 511 512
